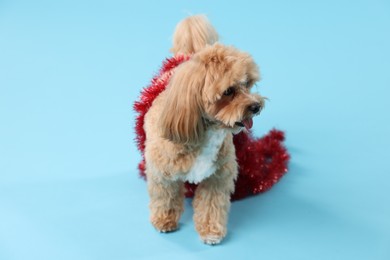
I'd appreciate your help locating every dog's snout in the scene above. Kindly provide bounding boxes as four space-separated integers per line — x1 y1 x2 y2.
248 102 261 114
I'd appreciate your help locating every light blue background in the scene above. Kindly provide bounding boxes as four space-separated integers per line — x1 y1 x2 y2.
1 0 389 259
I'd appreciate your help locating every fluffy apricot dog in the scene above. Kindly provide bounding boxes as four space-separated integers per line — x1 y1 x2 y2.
143 15 264 244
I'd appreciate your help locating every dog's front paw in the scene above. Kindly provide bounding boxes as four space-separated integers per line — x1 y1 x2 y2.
201 234 223 245
151 210 180 233
195 221 227 245
152 218 179 233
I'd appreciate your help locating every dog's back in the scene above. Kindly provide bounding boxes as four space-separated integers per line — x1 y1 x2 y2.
171 15 219 55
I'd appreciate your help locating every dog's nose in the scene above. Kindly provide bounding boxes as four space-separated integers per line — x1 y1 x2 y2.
248 102 261 114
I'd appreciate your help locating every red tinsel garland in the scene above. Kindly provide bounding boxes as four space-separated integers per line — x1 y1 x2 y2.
134 55 290 200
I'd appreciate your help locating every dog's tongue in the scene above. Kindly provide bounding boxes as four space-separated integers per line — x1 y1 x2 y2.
243 118 253 130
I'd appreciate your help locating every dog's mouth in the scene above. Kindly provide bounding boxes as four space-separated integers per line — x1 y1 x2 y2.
234 118 253 130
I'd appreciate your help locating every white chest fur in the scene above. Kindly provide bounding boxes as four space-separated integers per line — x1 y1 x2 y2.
184 128 227 184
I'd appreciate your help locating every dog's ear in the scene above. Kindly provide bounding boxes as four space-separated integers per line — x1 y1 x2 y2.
159 60 205 144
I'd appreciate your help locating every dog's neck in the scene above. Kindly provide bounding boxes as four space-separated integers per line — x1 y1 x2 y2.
179 118 221 150
203 117 217 127
184 127 228 184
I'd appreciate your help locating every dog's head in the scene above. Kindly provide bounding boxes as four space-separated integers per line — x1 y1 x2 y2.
159 43 264 144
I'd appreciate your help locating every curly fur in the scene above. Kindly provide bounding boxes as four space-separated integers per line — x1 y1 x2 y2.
144 15 264 245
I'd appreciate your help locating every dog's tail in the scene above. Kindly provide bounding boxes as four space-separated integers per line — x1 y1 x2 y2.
171 15 219 55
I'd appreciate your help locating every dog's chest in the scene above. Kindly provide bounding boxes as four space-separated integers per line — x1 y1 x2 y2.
183 129 227 184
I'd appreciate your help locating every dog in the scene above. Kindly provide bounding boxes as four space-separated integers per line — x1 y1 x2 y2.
143 15 265 245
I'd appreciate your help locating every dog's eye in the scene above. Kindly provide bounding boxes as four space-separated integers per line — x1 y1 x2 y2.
246 80 252 88
223 87 235 96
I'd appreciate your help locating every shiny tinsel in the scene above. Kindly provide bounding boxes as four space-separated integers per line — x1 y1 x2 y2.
133 55 290 200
